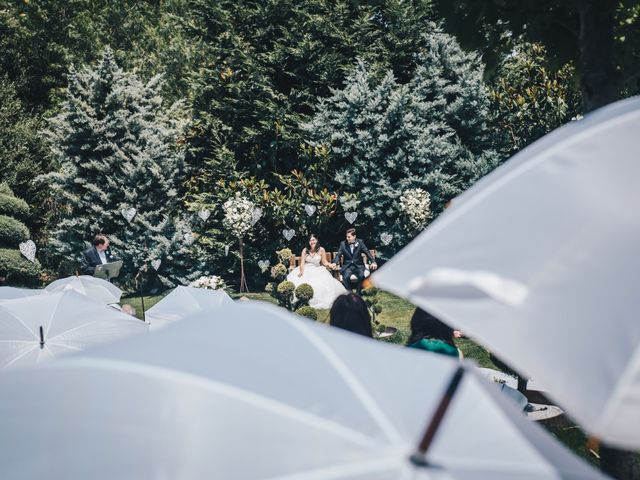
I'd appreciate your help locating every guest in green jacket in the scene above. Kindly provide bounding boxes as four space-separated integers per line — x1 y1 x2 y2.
407 308 461 359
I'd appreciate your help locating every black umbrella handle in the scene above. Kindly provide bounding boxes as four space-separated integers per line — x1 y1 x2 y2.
39 326 45 349
411 365 466 467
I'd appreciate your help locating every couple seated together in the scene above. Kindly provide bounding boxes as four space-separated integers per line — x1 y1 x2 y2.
287 228 378 309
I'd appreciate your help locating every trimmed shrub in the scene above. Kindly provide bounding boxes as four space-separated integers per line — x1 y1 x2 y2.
294 283 314 303
276 280 295 297
0 248 41 286
270 263 288 281
0 193 29 219
0 183 11 195
0 215 30 247
296 306 318 321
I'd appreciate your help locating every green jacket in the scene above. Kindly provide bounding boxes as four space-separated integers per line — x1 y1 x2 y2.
409 338 459 358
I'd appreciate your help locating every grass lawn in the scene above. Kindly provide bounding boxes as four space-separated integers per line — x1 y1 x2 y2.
122 287 601 468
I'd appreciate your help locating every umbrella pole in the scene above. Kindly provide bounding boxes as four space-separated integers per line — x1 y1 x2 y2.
39 326 44 349
411 365 465 467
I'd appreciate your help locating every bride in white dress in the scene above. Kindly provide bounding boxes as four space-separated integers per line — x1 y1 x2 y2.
287 234 347 309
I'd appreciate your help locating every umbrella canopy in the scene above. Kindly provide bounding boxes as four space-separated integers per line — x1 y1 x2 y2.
146 285 233 330
0 302 603 479
45 275 122 305
374 96 640 449
0 290 147 368
0 287 45 301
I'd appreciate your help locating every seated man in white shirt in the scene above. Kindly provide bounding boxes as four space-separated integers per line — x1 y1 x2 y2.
80 233 116 276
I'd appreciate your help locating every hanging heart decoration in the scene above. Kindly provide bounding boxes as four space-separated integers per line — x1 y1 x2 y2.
224 244 231 256
304 204 316 217
151 259 162 270
250 207 263 226
258 260 270 273
19 240 37 262
121 207 137 223
344 211 358 224
183 232 194 245
380 232 393 246
198 209 211 222
282 229 295 241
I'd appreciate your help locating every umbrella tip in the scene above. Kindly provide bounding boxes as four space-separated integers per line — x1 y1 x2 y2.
39 325 45 349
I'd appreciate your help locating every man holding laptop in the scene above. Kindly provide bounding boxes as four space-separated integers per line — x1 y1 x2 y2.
80 234 119 278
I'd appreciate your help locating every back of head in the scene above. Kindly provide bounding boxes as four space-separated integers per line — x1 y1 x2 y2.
408 308 455 346
329 293 372 338
92 233 108 247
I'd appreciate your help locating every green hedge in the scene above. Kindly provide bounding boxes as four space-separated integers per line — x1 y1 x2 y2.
0 248 40 286
0 183 12 195
0 215 30 247
0 193 30 219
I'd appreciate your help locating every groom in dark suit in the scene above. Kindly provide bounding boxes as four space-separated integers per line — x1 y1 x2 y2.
332 228 377 295
80 234 116 276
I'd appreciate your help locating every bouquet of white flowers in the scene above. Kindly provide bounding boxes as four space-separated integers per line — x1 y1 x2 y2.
399 188 431 231
222 194 255 238
189 275 226 290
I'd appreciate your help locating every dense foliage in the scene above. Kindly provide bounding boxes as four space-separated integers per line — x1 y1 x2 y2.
1 0 628 291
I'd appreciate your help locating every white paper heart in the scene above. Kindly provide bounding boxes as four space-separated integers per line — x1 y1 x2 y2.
282 229 295 241
250 207 263 226
258 260 270 273
183 232 194 245
304 204 316 217
224 244 231 256
121 207 137 223
198 209 211 222
380 232 393 246
345 211 358 224
151 259 161 270
19 240 36 262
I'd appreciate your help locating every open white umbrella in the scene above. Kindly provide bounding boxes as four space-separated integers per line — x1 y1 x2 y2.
374 96 640 449
0 290 147 368
45 275 122 305
0 302 603 479
0 287 45 301
146 285 233 330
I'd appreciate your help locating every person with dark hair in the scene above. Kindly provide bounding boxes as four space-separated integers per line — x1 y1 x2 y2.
0 269 7 286
331 228 377 295
407 308 461 359
329 293 373 338
287 234 346 308
80 234 116 275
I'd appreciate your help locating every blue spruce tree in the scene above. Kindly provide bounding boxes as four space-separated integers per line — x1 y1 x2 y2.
44 48 206 288
304 29 501 252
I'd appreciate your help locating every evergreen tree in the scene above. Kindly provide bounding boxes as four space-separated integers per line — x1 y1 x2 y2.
305 31 501 251
0 183 41 286
0 76 52 242
183 0 434 176
490 42 582 154
44 48 203 288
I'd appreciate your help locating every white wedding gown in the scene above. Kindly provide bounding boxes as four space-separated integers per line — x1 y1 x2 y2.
287 252 347 309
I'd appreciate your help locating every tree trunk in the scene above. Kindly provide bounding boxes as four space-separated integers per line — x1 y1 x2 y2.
577 0 618 112
600 443 640 479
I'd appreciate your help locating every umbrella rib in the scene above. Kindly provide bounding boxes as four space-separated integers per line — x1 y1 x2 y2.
53 357 382 451
0 309 39 340
2 344 38 368
284 319 404 445
43 293 65 339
